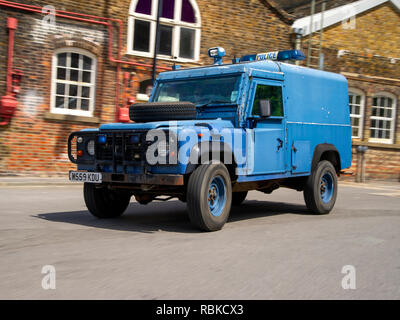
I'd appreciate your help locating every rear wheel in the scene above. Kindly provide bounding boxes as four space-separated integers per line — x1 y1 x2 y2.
84 183 131 218
303 160 338 214
232 191 248 206
187 162 232 231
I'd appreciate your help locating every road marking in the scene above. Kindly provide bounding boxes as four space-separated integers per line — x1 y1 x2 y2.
369 192 400 198
340 182 400 193
0 185 82 189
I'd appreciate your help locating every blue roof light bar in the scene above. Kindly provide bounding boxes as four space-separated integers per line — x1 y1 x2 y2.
240 50 306 62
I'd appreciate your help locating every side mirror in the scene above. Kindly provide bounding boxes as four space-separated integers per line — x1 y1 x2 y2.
260 99 271 118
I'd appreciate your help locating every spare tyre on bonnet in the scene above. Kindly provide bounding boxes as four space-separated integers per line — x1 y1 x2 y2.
129 102 197 122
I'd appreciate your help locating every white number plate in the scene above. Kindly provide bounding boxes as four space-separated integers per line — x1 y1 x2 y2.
69 171 102 183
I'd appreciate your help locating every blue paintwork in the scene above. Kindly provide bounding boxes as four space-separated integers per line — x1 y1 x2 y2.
208 175 227 216
321 172 334 203
76 57 352 183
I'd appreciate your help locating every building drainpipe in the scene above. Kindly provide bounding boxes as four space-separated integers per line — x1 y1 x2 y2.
152 0 164 85
292 28 304 66
356 145 368 183
6 17 17 96
0 0 171 123
0 17 18 126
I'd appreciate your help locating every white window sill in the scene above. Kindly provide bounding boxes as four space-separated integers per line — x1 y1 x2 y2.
51 108 93 117
368 138 394 145
125 50 200 64
44 112 100 124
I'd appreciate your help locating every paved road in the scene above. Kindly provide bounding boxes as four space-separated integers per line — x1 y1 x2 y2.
0 181 399 299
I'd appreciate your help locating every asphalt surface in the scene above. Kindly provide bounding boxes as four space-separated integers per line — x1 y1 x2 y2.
0 180 399 299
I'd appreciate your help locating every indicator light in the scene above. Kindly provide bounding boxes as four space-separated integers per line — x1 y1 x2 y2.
130 134 140 144
97 135 107 144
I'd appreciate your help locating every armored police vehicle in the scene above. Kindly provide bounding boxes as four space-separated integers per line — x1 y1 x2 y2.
68 47 352 231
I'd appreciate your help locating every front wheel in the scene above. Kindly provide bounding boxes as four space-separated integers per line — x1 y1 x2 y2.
303 160 338 214
84 183 131 218
187 162 232 231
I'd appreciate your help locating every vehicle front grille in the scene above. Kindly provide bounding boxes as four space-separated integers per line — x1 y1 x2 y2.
95 131 147 165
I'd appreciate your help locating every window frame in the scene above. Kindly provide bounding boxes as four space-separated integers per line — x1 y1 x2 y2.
248 81 285 120
50 48 97 117
369 92 397 144
348 88 365 139
152 75 242 105
127 0 201 62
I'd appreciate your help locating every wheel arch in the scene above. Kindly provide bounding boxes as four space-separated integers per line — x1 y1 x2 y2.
311 144 341 174
185 141 238 181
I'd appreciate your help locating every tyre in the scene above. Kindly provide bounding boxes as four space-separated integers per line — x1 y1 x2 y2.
187 162 232 231
303 160 338 214
83 183 131 218
129 102 196 122
232 191 248 206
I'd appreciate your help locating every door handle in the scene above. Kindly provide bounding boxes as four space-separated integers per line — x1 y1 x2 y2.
277 138 283 151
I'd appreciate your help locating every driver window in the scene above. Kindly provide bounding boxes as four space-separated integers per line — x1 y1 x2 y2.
252 84 283 117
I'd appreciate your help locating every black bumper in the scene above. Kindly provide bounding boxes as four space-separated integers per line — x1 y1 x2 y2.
101 172 184 186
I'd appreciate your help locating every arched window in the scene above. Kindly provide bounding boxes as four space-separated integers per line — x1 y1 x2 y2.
51 48 97 116
127 0 201 61
369 92 397 144
348 88 365 139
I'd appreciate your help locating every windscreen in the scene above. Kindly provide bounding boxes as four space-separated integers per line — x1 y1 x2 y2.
153 76 241 105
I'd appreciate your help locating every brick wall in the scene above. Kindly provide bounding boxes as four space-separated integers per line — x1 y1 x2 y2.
0 0 293 176
0 2 113 175
350 145 400 181
321 2 400 58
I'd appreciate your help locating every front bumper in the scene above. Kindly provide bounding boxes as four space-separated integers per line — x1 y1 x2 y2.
102 172 184 185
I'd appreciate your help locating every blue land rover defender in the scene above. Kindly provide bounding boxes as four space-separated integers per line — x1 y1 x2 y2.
68 48 352 231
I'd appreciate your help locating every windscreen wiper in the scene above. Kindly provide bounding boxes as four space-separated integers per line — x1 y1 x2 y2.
196 101 234 111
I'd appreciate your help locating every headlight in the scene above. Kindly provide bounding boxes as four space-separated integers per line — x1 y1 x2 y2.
157 140 168 157
87 140 95 156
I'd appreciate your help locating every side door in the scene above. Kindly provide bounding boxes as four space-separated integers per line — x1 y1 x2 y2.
246 79 287 175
